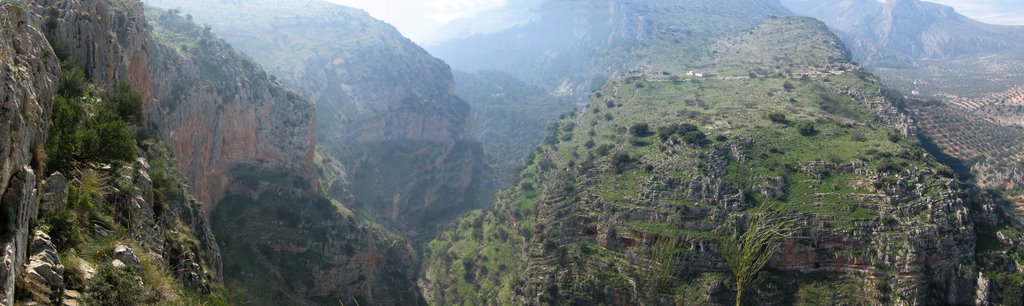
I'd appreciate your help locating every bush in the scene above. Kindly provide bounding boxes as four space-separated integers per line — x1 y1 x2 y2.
105 82 145 125
797 122 818 136
767 113 788 124
42 206 83 250
612 152 634 172
630 137 651 147
58 66 89 98
659 123 708 145
783 81 796 92
629 123 651 137
78 111 137 163
85 265 146 306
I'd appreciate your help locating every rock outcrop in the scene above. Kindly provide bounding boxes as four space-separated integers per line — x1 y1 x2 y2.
34 0 151 98
144 8 317 214
1 4 59 304
19 231 64 305
36 0 316 214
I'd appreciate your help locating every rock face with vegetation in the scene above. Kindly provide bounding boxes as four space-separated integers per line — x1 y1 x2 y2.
38 0 317 213
144 7 317 213
421 2 1023 305
1 1 229 304
136 5 422 305
144 0 493 246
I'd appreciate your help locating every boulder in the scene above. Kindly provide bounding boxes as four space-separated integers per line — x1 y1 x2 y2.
20 231 65 304
39 173 67 214
112 244 143 275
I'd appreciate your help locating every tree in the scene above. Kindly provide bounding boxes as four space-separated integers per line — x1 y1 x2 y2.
105 81 145 125
630 123 651 137
767 113 788 124
797 122 818 136
58 66 88 98
718 206 797 306
77 110 137 163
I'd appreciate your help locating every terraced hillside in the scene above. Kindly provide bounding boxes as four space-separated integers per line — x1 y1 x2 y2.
782 0 1024 195
421 12 1021 305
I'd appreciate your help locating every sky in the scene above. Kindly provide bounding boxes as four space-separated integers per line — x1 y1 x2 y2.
926 0 1024 26
325 0 512 45
327 0 1024 44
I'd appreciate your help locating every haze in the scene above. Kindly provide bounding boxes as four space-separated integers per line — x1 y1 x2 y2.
332 0 1024 44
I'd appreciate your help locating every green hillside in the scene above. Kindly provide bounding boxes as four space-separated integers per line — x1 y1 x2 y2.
420 15 1013 305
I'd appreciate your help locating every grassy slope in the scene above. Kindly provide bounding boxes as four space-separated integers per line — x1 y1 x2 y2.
421 15 978 305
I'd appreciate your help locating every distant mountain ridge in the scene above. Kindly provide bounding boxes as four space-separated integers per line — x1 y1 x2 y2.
782 0 1024 66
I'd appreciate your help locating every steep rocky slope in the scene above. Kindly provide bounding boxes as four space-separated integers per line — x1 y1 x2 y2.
2 2 224 304
143 7 421 305
143 0 494 245
422 3 1021 304
454 70 576 184
4 0 415 304
38 0 317 214
1 4 60 303
144 7 316 213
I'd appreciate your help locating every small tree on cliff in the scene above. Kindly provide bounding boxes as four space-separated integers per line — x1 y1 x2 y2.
718 205 797 306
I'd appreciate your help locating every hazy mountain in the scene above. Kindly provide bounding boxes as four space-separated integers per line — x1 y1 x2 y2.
783 0 1024 67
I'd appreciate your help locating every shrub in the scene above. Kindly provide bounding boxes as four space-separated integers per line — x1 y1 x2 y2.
767 113 788 124
783 81 796 92
797 122 818 136
659 123 708 145
85 265 146 306
629 123 651 137
42 206 83 250
520 182 534 191
105 82 145 125
78 111 137 163
58 66 88 98
887 131 902 143
681 130 708 145
630 138 651 147
612 152 634 166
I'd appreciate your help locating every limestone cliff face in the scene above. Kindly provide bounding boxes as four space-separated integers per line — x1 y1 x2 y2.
0 4 59 304
143 0 492 242
37 0 316 214
35 0 152 99
144 9 317 213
